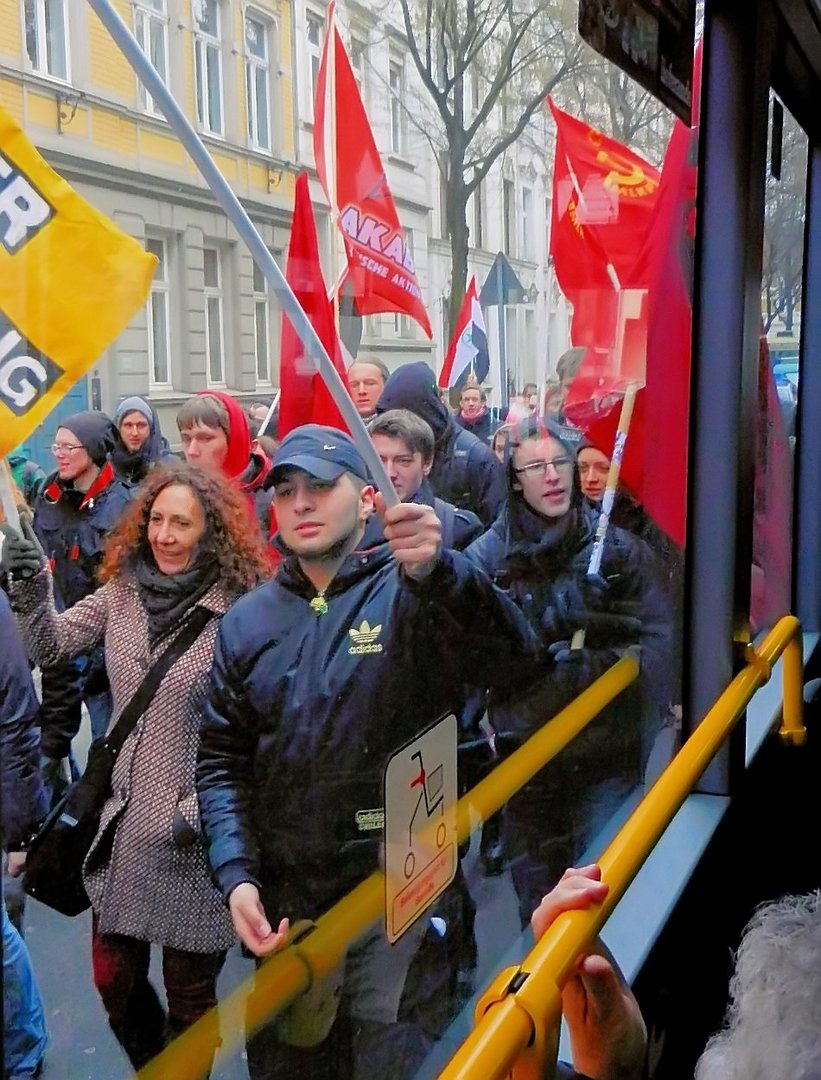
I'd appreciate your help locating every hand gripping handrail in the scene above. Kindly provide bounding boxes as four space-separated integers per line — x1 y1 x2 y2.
138 653 639 1079
439 615 806 1080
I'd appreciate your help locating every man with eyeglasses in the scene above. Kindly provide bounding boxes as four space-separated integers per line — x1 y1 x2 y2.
464 418 671 925
30 412 133 793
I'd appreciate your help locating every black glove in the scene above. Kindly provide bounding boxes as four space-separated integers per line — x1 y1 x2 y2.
543 574 611 637
0 516 45 579
547 640 600 690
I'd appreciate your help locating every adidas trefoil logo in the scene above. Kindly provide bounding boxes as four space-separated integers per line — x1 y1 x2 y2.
348 619 384 656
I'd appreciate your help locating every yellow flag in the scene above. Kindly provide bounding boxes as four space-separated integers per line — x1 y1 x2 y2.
0 105 156 456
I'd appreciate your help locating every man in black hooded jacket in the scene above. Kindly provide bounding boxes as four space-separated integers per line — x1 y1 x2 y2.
197 424 541 1080
376 362 505 527
464 417 671 925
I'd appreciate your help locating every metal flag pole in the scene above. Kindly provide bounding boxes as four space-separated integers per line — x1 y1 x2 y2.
540 256 555 415
86 0 398 506
496 257 508 408
327 1 342 338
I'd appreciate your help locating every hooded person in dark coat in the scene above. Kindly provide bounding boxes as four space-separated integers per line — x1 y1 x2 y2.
376 362 505 527
464 417 671 924
33 411 134 756
111 396 175 484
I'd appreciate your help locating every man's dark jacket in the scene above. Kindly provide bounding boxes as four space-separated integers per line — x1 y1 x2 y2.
454 409 493 446
0 591 47 848
377 362 505 527
197 543 540 919
465 497 671 769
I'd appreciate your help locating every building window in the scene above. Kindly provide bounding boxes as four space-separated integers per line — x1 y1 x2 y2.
252 260 271 383
134 0 168 114
194 0 223 135
146 237 171 387
522 186 533 260
203 246 225 385
438 152 449 239
469 71 481 113
389 56 406 155
471 183 484 250
524 307 535 362
245 12 271 151
24 0 69 81
305 9 324 120
350 34 367 97
503 178 516 256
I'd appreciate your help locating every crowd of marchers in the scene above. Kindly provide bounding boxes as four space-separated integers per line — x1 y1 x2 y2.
2 358 685 1080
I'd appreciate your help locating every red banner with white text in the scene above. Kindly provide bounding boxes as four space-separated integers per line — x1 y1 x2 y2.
314 3 432 337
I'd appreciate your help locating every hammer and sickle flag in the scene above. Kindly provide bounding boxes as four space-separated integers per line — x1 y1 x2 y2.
0 106 155 455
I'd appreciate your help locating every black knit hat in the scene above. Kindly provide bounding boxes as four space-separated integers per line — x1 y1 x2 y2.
59 411 116 467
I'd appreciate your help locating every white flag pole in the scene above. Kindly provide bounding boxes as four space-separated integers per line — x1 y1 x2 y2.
86 0 398 507
256 390 281 439
0 460 21 530
570 381 638 650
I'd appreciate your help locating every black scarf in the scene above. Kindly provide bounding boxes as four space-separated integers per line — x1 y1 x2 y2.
134 551 219 645
502 498 592 583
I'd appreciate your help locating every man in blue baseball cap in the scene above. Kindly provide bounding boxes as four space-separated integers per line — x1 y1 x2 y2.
197 423 541 1080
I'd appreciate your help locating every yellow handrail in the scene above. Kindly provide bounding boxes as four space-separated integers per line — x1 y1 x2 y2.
138 653 640 1079
439 615 806 1080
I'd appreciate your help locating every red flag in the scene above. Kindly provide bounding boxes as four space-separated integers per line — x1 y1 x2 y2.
565 44 702 549
549 99 661 420
278 173 349 439
548 99 660 292
313 3 432 338
575 118 696 548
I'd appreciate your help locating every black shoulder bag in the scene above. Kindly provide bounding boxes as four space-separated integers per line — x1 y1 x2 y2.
23 606 213 916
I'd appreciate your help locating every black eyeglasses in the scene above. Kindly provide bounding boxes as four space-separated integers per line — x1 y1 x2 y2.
514 457 573 477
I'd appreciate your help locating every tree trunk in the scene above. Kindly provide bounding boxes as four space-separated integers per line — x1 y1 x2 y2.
446 185 470 340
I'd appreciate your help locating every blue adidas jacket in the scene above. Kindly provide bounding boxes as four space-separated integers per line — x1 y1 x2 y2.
197 543 540 918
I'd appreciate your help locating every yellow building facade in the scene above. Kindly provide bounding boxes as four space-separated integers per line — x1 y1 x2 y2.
0 0 303 439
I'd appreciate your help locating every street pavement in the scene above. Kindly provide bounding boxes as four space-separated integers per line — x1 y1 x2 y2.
23 838 523 1080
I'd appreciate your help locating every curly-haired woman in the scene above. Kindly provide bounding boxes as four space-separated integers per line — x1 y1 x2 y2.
2 463 273 1075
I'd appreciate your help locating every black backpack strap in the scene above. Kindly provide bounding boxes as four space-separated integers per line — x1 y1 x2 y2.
103 605 213 759
448 429 476 503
